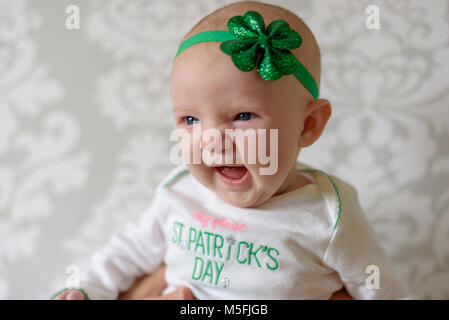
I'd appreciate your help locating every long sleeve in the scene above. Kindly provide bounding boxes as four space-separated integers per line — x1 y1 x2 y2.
322 184 413 299
78 185 168 300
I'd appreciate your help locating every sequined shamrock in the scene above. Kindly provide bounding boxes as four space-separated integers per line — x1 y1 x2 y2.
220 11 302 81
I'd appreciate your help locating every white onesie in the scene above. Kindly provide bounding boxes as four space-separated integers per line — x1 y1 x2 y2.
75 162 412 300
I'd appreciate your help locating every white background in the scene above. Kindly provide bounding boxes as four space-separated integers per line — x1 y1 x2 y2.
1 0 448 299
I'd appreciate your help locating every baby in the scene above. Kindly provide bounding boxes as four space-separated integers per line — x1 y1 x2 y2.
53 1 412 300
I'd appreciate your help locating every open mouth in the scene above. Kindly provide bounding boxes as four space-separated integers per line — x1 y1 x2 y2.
214 166 249 186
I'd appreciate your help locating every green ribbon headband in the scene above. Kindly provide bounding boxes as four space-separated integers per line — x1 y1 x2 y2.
175 11 319 100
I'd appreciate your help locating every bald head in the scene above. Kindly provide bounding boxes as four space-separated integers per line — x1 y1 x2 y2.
179 1 321 89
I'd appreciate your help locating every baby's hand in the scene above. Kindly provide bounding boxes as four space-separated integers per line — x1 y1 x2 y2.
52 289 88 300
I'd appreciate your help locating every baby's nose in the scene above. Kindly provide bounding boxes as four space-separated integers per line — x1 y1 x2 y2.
200 127 233 152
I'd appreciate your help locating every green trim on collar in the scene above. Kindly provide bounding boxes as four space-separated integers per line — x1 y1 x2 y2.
50 287 90 300
163 168 190 188
299 169 342 230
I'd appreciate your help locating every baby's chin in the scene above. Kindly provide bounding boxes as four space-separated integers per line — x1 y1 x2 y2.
212 175 270 208
216 189 264 208
188 164 273 208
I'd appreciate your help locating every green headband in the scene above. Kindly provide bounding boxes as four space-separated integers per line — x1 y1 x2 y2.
175 10 319 100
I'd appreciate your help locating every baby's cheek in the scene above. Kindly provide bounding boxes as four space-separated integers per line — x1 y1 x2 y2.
230 129 272 170
176 130 200 164
231 129 253 164
179 135 191 163
253 129 278 176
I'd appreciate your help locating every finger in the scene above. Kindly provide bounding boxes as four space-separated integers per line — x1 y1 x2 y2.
150 264 168 291
53 291 69 300
329 288 353 300
154 287 195 300
66 290 87 300
118 264 168 300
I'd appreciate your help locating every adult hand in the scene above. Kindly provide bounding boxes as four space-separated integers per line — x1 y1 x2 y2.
118 263 353 300
329 287 353 300
118 264 194 300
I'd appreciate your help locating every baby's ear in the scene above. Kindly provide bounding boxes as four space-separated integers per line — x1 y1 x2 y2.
298 98 332 148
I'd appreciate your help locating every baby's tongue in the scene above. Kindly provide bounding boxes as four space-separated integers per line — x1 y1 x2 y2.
217 166 247 179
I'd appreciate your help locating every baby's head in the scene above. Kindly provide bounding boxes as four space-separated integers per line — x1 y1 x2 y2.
170 1 331 208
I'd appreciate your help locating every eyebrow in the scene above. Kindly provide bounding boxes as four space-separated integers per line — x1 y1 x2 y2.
173 104 271 114
172 106 197 116
231 104 272 116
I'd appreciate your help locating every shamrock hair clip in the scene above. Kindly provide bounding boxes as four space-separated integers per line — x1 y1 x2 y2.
175 11 319 100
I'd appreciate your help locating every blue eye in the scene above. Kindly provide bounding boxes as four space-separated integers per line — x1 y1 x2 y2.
236 112 254 121
184 116 199 125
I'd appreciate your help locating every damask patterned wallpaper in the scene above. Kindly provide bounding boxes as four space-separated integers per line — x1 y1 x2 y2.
1 0 448 299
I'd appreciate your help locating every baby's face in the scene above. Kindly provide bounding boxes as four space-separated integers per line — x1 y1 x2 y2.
170 45 311 208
